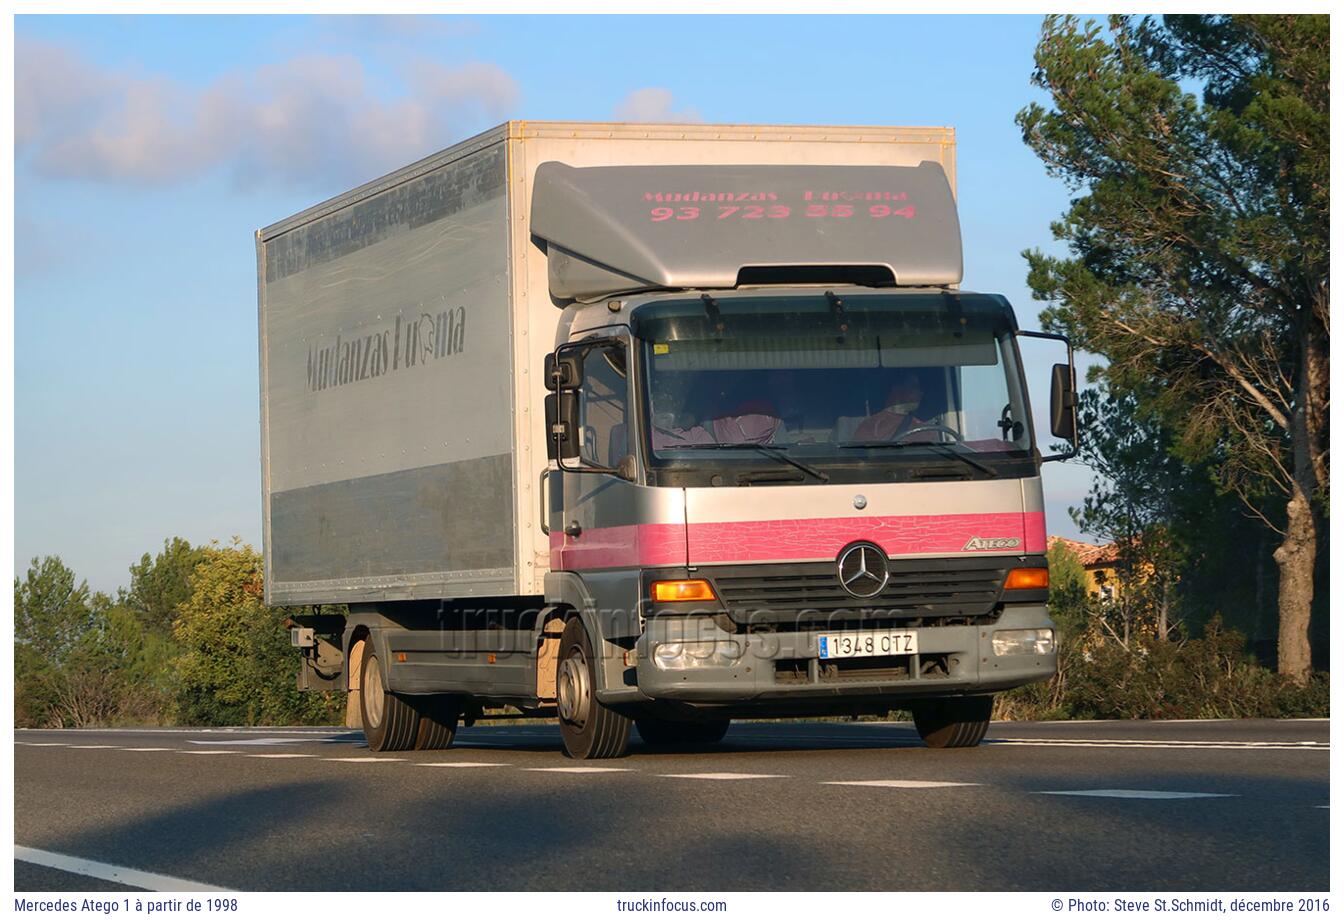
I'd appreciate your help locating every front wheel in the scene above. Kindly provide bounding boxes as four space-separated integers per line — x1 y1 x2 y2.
910 696 992 748
556 618 631 759
636 718 730 748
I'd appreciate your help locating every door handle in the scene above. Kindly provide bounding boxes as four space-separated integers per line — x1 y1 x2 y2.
539 469 550 535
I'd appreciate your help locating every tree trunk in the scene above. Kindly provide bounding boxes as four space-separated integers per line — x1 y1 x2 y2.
1273 309 1327 683
1158 582 1169 641
1273 486 1315 682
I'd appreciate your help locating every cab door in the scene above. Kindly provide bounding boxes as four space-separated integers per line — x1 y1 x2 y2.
548 333 687 634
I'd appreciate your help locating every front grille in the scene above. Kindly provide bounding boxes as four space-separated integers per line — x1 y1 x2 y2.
708 557 1013 628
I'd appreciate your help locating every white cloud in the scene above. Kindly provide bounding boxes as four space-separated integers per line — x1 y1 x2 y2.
15 39 519 188
313 14 481 42
613 87 701 124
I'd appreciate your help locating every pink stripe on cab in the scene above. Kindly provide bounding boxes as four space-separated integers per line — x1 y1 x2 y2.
550 523 687 571
550 511 1046 571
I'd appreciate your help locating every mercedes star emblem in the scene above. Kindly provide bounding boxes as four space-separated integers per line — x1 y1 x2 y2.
837 542 889 599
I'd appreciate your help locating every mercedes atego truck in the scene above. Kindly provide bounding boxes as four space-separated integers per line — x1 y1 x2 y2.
257 121 1077 759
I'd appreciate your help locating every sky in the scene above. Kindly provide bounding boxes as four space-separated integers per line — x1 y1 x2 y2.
14 13 1103 594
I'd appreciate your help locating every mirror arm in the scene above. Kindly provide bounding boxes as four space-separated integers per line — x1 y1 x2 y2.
1017 329 1080 463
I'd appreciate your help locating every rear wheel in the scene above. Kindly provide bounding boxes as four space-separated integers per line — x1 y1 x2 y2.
360 646 420 752
636 718 730 748
413 696 460 751
911 696 992 749
556 618 631 759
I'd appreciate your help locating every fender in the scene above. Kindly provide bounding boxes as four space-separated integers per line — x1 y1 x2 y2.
544 571 642 702
342 612 396 693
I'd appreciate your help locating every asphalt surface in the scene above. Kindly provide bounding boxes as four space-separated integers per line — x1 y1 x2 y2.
14 719 1329 892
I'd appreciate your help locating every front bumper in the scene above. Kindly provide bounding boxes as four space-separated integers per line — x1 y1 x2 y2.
632 605 1055 705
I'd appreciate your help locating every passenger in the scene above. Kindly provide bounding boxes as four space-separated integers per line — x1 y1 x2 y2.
711 397 782 445
853 369 931 442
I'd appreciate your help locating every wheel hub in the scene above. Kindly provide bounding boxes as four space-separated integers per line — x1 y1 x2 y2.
556 651 591 728
363 657 384 729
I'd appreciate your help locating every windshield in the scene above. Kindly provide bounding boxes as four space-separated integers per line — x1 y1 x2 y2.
633 293 1033 482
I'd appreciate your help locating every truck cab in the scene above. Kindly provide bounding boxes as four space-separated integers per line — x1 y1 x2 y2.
543 287 1073 757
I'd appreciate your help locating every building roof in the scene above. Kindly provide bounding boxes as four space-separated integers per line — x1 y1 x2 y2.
1049 535 1119 568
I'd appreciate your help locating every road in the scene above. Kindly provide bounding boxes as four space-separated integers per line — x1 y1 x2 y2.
14 719 1329 892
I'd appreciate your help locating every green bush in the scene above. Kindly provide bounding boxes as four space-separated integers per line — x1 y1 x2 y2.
997 616 1329 721
173 540 344 726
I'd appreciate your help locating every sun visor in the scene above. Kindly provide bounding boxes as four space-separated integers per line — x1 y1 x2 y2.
531 161 962 301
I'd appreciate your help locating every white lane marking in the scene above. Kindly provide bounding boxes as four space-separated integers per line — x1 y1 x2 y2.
1036 789 1235 800
246 753 318 759
177 750 241 755
324 757 404 763
659 772 787 780
15 845 232 892
123 748 176 752
15 742 69 747
416 762 509 768
524 767 631 774
989 739 1327 751
1316 805 1329 809
188 738 306 746
821 780 980 789
993 736 1328 745
67 745 118 749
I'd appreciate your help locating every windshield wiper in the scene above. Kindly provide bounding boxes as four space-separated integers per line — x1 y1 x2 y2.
839 441 997 478
690 443 830 483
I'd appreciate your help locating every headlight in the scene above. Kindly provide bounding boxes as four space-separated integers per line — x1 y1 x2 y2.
992 628 1055 656
652 639 742 670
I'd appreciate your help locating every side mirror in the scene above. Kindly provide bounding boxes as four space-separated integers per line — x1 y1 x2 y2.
543 392 580 461
615 454 638 482
544 351 583 391
1049 362 1078 443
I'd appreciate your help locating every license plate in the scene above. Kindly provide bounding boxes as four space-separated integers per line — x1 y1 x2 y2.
818 630 918 659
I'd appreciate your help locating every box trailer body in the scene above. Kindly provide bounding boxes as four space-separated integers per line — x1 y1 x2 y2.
257 121 1076 758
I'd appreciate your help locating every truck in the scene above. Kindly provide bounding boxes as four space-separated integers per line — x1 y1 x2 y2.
256 120 1077 759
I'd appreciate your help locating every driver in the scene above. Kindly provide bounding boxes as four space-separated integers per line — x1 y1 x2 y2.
853 369 932 442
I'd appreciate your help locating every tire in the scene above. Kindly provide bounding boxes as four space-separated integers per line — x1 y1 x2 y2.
636 718 730 748
556 618 631 759
360 646 420 753
911 696 993 749
413 696 460 751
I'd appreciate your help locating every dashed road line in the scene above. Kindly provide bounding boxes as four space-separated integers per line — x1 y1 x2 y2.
123 748 176 752
67 745 118 749
16 742 69 747
524 766 631 773
821 779 980 789
177 750 241 755
659 772 787 780
188 738 311 746
246 753 318 759
1036 789 1235 800
990 738 1327 752
415 762 508 768
325 757 405 763
15 845 232 892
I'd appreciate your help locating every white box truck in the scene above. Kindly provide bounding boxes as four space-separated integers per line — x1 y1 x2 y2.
257 121 1077 758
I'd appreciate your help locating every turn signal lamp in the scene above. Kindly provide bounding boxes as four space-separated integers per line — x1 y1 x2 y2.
1004 568 1050 590
651 579 717 603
